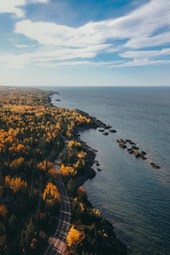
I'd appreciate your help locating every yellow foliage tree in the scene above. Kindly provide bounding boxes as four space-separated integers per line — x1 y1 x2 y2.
66 225 83 247
8 128 15 136
77 151 86 159
42 182 60 206
79 202 85 212
67 140 75 149
68 140 81 149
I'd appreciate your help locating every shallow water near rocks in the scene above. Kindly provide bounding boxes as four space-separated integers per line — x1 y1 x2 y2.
51 87 170 255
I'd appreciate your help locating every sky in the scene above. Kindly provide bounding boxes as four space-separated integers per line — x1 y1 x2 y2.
0 0 170 87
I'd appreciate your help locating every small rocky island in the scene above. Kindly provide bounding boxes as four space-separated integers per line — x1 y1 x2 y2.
116 138 161 169
95 117 161 170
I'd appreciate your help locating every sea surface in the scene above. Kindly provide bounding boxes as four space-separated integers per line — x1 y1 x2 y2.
51 87 170 255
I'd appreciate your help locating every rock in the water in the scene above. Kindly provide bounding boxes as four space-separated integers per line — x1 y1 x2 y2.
141 151 147 155
96 161 100 166
119 143 127 149
109 129 117 133
105 125 112 129
126 139 136 145
150 162 161 169
103 132 109 136
127 148 134 154
98 128 105 133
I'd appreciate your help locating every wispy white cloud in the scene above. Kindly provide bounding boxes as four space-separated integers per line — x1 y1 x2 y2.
15 43 32 48
0 49 170 69
15 0 170 48
37 60 125 68
125 31 170 49
120 48 170 60
1 0 170 69
0 0 48 17
15 19 107 48
0 44 111 68
115 59 170 68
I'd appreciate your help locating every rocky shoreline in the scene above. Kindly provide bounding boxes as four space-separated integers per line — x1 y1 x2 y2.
72 142 127 254
70 115 127 254
50 93 127 254
75 107 161 171
51 91 162 254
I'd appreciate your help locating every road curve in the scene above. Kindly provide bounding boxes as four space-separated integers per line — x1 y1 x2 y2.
44 159 71 255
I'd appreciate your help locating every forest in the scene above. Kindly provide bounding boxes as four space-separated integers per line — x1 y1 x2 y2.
0 87 126 255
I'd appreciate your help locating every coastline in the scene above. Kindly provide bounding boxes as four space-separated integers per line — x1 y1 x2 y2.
0 86 126 254
50 92 127 254
75 127 127 254
1 87 170 254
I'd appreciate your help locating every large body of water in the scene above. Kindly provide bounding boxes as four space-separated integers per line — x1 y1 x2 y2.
51 87 170 255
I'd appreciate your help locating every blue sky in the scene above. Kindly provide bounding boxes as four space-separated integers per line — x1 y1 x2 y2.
0 0 170 86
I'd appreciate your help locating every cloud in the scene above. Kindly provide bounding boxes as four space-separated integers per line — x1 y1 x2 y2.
15 19 108 48
37 60 126 68
15 0 170 48
0 0 48 17
125 31 170 49
115 59 170 68
0 53 30 69
1 0 170 69
120 48 170 60
15 43 32 48
0 44 111 68
0 48 170 70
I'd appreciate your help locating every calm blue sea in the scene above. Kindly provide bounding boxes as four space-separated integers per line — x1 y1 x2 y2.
51 87 170 255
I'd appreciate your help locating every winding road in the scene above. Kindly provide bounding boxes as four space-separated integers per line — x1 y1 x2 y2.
44 158 71 255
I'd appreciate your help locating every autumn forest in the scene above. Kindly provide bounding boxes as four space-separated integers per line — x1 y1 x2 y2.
0 87 126 255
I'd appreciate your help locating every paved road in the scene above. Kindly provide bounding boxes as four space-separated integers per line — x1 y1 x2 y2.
44 158 71 255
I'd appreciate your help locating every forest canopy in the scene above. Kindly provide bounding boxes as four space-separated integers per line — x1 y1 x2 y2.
0 87 93 254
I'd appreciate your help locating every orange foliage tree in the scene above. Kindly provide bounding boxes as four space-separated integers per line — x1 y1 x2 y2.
5 175 27 192
37 160 53 171
60 164 76 176
0 204 8 217
48 168 57 177
9 157 24 169
16 144 24 151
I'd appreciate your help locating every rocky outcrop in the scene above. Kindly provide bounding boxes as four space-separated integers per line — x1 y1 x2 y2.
116 137 160 169
150 162 161 169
